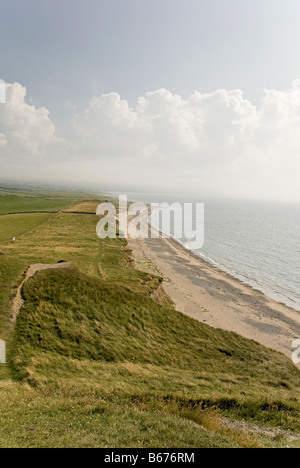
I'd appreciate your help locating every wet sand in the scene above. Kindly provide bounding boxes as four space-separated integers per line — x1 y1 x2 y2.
128 236 300 358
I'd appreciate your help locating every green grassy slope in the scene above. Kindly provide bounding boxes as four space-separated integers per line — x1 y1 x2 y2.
0 213 51 242
0 196 300 447
0 195 68 214
0 193 86 214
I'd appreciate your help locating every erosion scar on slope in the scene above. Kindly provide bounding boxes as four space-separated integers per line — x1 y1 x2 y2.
11 263 73 324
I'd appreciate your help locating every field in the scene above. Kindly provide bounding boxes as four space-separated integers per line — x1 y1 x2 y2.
0 213 51 242
0 191 300 448
0 191 101 242
0 194 81 215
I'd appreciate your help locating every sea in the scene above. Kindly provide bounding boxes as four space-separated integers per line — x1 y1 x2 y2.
107 192 300 312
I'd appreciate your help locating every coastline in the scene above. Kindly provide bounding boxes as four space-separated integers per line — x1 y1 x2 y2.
128 234 300 359
117 193 300 315
190 246 300 313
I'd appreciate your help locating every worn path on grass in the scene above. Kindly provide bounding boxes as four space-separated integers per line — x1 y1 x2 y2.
11 263 73 324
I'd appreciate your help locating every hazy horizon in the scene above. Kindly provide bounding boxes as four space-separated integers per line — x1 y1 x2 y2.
1 0 300 202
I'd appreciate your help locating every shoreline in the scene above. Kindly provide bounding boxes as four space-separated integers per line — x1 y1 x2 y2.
191 246 300 314
128 234 300 359
172 237 300 314
117 194 300 315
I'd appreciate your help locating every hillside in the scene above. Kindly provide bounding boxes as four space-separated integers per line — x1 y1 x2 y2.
0 194 300 447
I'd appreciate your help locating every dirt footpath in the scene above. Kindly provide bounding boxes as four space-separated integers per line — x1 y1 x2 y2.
11 263 73 323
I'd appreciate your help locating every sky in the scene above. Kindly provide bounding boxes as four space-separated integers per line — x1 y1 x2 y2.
0 0 300 201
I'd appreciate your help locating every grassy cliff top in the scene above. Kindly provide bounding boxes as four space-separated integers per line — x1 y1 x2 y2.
0 194 300 447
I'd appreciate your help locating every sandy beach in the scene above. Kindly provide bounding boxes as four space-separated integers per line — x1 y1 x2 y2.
128 235 300 359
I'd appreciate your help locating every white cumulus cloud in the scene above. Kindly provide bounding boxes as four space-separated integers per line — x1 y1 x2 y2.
1 83 300 202
0 82 58 159
70 87 300 200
